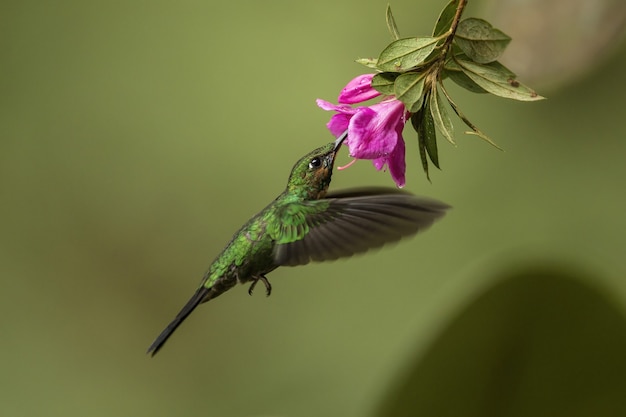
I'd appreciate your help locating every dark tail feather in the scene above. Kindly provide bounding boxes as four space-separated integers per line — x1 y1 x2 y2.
147 287 211 356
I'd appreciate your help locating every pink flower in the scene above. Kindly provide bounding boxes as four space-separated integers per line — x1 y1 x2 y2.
317 74 409 187
338 73 380 104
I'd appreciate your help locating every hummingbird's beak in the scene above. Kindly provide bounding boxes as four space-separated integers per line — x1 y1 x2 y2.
333 130 348 153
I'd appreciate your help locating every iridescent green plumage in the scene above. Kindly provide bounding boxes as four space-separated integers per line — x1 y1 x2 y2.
147 134 449 355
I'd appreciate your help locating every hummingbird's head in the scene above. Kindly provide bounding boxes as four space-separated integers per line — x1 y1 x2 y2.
286 132 347 199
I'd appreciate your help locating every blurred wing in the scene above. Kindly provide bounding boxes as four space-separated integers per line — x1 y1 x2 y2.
272 188 450 266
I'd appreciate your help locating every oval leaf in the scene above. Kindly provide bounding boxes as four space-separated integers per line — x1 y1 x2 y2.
386 5 400 40
432 0 458 37
487 59 516 78
455 18 511 64
355 57 378 69
443 60 488 93
430 87 455 145
439 83 501 149
371 72 399 96
377 37 439 72
394 72 427 113
456 58 544 101
421 102 439 169
411 112 430 180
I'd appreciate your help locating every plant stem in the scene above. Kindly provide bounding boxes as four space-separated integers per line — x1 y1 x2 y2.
441 0 467 59
429 1 467 90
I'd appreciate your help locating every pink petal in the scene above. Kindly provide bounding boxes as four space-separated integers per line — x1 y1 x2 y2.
317 99 358 138
349 111 398 159
346 107 375 153
372 157 385 171
338 74 380 104
368 99 407 128
317 95 408 187
346 99 407 160
316 99 345 112
387 136 406 187
327 113 351 137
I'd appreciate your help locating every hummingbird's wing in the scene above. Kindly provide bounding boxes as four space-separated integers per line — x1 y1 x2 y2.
271 187 450 266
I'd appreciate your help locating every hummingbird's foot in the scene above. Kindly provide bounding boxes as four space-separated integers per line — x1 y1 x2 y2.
248 274 272 297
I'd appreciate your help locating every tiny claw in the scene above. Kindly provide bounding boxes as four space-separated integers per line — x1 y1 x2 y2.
338 158 357 170
248 275 272 297
247 280 257 296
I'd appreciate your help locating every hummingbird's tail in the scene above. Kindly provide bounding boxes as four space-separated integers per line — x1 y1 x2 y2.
147 287 211 356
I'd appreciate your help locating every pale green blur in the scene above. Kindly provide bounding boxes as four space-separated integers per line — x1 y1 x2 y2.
2 1 626 416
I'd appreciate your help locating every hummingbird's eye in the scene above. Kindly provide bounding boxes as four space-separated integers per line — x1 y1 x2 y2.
309 157 322 169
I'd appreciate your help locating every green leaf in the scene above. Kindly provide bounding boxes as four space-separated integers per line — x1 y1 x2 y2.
386 4 400 40
411 112 430 181
444 55 513 93
487 59 516 78
432 0 458 37
371 72 399 96
377 37 439 72
411 103 439 181
439 82 502 149
421 101 439 169
443 59 487 93
445 69 488 93
455 18 511 64
456 58 544 101
394 72 427 113
355 57 378 69
430 86 455 145
450 42 464 56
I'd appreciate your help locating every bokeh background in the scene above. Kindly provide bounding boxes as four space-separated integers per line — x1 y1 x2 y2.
2 1 626 416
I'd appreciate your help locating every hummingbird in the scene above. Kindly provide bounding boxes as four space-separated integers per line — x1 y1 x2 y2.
147 132 449 355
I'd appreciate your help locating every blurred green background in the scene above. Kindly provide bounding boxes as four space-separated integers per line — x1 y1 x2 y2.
2 1 626 416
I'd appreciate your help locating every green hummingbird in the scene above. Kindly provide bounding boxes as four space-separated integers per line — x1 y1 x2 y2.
147 132 449 355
